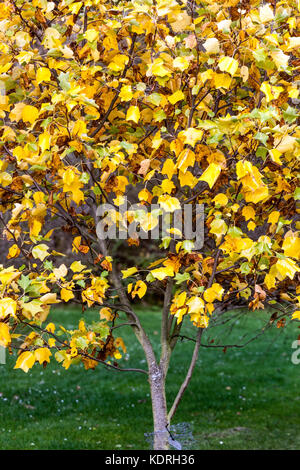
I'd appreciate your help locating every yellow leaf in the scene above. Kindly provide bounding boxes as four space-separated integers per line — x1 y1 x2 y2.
264 273 276 290
260 82 283 103
218 56 239 76
0 298 17 319
61 287 75 302
84 29 99 42
115 337 127 353
199 163 221 189
178 128 203 147
210 219 227 238
149 59 170 77
36 67 51 85
161 179 175 194
53 264 68 280
46 323 55 333
119 85 133 102
32 244 49 261
162 159 176 179
108 54 129 72
244 186 269 204
72 120 87 137
72 236 82 254
178 170 197 188
168 90 185 105
38 131 51 152
268 211 280 225
187 296 205 314
121 267 138 278
287 37 300 51
213 194 228 206
22 105 39 124
274 135 296 153
204 283 224 303
131 280 147 299
40 293 60 304
292 311 300 320
158 195 181 212
242 206 255 221
43 27 61 48
271 50 289 70
0 322 10 347
151 266 174 280
70 260 86 272
247 221 256 231
126 106 140 124
176 148 195 173
173 56 189 71
240 66 249 83
269 149 282 164
34 347 51 365
213 73 232 89
0 172 12 187
7 244 20 259
14 351 35 373
282 234 300 259
100 307 113 321
276 258 299 280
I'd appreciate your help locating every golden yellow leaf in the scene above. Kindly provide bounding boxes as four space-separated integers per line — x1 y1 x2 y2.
213 194 228 206
14 351 35 373
168 90 185 105
22 105 39 124
158 195 181 212
218 57 238 76
84 29 99 42
162 159 176 179
268 211 280 225
0 322 10 347
199 163 221 189
119 85 133 102
34 347 52 365
173 56 189 71
61 287 75 302
282 234 300 259
131 280 147 299
204 283 224 303
7 244 20 259
242 206 255 221
126 105 140 124
151 266 174 280
36 67 51 84
0 298 17 319
121 267 138 278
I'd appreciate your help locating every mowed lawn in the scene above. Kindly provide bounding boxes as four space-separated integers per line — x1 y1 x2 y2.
0 304 300 450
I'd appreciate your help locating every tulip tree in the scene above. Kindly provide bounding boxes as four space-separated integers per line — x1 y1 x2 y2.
0 0 299 450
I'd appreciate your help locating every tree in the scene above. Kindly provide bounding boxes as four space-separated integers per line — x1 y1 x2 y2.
0 0 299 450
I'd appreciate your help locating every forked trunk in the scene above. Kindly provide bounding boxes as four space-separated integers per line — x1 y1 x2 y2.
149 363 169 450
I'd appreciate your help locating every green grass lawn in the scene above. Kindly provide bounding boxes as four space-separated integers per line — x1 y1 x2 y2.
0 304 300 450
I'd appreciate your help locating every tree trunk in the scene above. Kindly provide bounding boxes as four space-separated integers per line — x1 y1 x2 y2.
149 362 169 450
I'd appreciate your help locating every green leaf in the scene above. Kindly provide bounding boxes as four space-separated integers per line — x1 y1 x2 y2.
58 72 71 92
18 275 31 292
175 272 190 284
293 187 300 201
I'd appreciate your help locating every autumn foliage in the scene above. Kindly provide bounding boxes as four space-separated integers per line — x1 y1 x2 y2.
0 0 299 448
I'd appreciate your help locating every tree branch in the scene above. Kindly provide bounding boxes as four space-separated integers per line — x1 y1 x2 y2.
168 328 203 423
